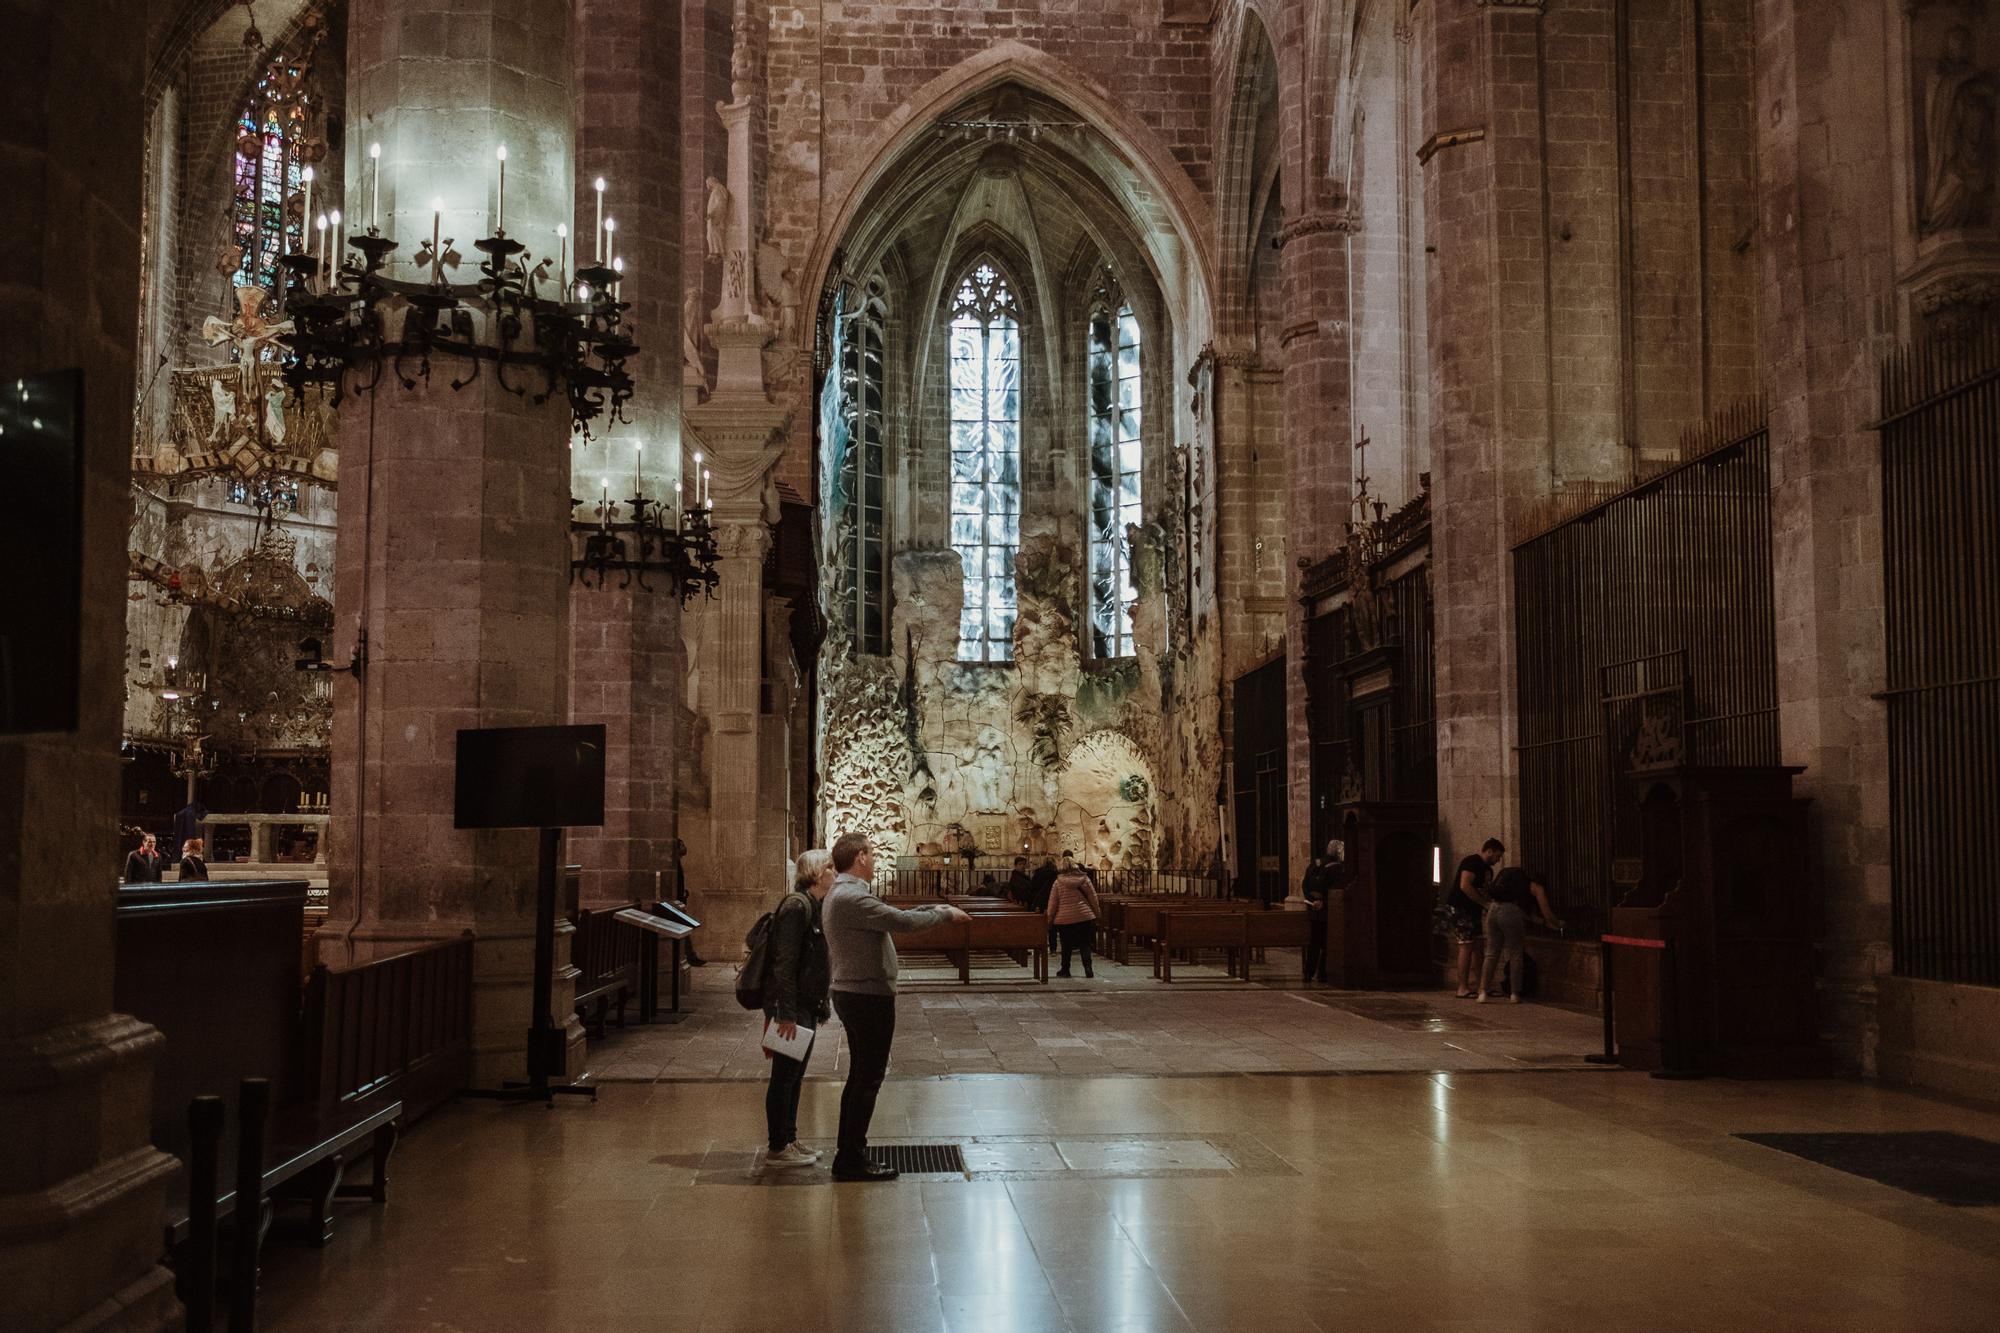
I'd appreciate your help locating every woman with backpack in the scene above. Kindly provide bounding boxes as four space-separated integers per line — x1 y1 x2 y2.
760 848 834 1168
1045 860 1102 979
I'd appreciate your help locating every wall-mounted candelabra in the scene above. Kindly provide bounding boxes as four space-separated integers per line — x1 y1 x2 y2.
277 152 637 438
571 486 720 603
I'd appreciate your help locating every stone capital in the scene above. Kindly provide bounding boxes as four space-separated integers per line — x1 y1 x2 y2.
1274 208 1360 250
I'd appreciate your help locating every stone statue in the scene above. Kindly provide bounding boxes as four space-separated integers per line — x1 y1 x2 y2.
207 377 237 444
756 241 799 342
264 384 288 448
1922 25 1995 234
730 0 755 100
683 287 704 379
704 176 731 260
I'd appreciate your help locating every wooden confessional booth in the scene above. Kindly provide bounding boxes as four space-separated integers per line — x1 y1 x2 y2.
1608 760 1821 1074
1301 494 1439 989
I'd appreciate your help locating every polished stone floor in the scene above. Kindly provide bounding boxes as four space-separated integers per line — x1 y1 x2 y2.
258 993 2000 1332
594 952 1605 1081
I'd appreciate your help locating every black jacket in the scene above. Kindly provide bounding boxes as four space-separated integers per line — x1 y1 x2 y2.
764 891 831 1026
1029 862 1058 912
123 851 161 884
179 856 208 882
1005 871 1035 905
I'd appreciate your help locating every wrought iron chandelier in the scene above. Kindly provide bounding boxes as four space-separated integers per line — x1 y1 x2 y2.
277 203 636 438
570 486 720 603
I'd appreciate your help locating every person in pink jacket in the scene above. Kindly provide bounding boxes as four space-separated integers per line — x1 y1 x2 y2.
1045 864 1102 978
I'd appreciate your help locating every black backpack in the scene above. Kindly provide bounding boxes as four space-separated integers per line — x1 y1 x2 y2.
734 892 804 1011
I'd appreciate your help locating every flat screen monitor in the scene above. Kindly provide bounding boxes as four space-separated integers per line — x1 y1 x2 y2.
1 369 83 733
453 724 606 829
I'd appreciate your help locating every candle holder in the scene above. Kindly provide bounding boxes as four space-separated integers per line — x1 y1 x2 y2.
278 225 637 440
569 492 721 603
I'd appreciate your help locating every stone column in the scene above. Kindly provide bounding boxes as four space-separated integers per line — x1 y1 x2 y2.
0 5 179 1329
567 0 684 912
1421 0 1550 860
1754 0 1893 1072
677 4 790 955
1277 216 1354 896
679 397 785 954
324 0 585 1083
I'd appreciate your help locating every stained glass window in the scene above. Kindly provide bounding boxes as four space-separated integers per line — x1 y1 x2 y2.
948 263 1021 663
1088 298 1142 658
841 279 889 655
231 64 309 293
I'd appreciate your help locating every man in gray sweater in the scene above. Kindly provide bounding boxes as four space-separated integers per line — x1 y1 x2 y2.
823 831 967 1181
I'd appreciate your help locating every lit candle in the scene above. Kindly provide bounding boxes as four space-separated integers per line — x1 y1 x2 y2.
494 144 508 235
702 467 712 508
315 213 327 279
301 166 314 251
594 177 606 261
675 479 684 530
604 217 616 271
634 441 644 492
329 209 342 278
556 223 568 295
368 143 381 231
612 256 624 300
430 197 442 282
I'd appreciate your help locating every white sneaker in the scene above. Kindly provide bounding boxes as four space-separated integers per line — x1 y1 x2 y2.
766 1142 818 1168
1475 992 1490 1003
1509 995 1522 1004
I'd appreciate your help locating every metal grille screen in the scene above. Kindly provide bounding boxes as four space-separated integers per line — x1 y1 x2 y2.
1512 408 1779 931
1880 323 2000 987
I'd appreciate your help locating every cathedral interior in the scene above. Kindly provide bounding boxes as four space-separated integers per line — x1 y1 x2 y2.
5 0 2000 1329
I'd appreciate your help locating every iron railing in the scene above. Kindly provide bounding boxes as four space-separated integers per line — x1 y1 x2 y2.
1512 402 1779 931
880 860 1221 899
1879 321 2000 987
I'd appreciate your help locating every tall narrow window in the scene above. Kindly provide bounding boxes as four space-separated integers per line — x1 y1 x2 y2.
840 280 889 654
231 60 312 293
1088 298 1142 657
948 263 1021 663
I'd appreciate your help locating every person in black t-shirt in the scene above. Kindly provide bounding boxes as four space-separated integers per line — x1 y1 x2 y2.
1444 838 1504 997
1478 866 1564 1003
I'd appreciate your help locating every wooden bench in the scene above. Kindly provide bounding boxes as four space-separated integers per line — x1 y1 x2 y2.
571 901 642 1037
161 933 474 1259
1244 910 1311 979
1116 898 1247 965
891 902 1050 983
1154 910 1251 982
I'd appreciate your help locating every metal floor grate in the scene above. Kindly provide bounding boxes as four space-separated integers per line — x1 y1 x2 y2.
872 1143 967 1175
1737 1131 2000 1207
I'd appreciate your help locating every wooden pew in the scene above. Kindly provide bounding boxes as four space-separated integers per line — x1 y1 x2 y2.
1155 909 1250 982
571 901 642 1037
890 903 1050 983
1243 910 1311 979
115 881 467 1301
1117 897 1247 965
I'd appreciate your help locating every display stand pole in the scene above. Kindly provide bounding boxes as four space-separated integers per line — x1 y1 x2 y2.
1585 938 1618 1064
463 828 598 1107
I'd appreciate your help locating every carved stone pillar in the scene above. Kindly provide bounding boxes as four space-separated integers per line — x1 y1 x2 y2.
322 0 585 1083
567 0 683 913
0 5 179 1328
681 395 786 954
1278 214 1356 899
